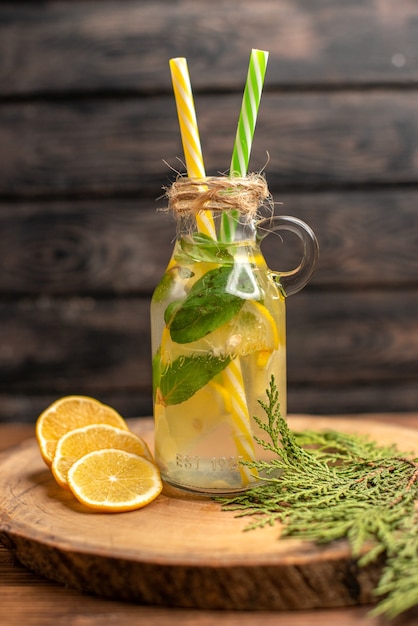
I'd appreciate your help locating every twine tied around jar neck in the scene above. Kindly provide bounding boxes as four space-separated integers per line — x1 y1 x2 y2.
165 173 272 221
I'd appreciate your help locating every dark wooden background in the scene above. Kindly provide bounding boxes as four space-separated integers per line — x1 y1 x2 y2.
1 0 417 423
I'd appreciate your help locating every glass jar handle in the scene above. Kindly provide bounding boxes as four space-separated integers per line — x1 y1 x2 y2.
256 215 319 296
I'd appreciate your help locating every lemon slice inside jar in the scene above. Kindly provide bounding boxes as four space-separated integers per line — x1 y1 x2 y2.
160 299 279 363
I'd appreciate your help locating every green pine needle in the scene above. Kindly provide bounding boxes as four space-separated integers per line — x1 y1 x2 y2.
216 376 418 620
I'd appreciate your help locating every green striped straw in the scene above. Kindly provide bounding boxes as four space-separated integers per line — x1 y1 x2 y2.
221 49 269 241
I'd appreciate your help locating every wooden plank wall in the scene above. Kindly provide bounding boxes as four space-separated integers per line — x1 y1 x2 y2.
1 0 418 422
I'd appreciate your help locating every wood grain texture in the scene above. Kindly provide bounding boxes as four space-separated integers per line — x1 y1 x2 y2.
3 416 418 611
0 291 416 381
2 419 418 625
0 541 408 626
0 0 417 96
0 290 417 420
0 199 174 295
2 380 418 424
0 297 152 392
0 0 417 421
2 413 418 455
1 190 418 296
0 579 397 626
1 91 418 197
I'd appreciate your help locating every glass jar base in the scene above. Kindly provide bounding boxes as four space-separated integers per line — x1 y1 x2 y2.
161 475 255 498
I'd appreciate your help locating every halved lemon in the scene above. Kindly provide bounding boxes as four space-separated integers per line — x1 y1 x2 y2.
67 449 162 512
36 396 128 467
51 424 152 489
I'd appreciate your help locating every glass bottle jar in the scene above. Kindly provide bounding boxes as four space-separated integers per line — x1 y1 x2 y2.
150 176 318 495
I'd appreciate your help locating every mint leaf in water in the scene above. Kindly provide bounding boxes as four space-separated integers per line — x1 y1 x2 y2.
168 266 245 343
164 299 182 326
176 233 234 265
158 354 231 405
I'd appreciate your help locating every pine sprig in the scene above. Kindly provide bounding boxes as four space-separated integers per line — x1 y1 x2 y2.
216 377 418 619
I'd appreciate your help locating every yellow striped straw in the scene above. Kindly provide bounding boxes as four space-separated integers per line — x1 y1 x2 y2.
169 57 216 239
222 360 258 485
169 55 258 486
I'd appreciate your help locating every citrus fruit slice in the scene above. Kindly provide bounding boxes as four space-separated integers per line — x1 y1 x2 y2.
160 299 279 363
51 424 153 488
36 396 128 467
67 449 162 512
226 300 279 356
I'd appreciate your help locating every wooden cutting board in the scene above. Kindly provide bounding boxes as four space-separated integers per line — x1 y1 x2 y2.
0 416 416 611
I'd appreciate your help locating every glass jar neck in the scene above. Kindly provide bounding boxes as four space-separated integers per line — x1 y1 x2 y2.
175 210 258 244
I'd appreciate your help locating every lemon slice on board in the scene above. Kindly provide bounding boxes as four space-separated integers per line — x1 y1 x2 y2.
51 424 152 489
36 396 128 467
67 449 162 512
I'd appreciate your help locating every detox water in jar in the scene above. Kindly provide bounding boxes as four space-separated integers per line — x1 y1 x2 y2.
150 176 318 495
